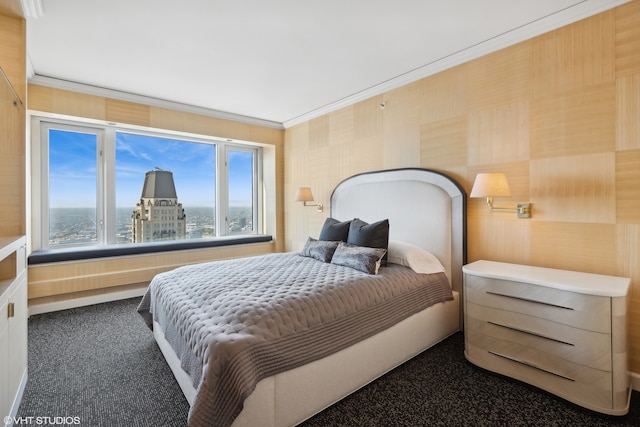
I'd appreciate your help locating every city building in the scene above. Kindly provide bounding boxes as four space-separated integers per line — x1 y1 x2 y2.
131 169 186 243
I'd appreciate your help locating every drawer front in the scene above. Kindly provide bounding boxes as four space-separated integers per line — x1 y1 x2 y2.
464 274 611 333
466 302 611 370
465 330 614 411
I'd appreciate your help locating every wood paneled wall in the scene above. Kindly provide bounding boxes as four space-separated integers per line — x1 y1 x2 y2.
284 1 640 374
0 12 25 239
26 85 285 308
27 85 284 146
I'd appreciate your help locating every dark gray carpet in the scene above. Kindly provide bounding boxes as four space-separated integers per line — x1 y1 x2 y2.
18 298 640 426
18 298 189 426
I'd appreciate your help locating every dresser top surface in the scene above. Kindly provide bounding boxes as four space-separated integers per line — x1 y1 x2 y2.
463 260 630 297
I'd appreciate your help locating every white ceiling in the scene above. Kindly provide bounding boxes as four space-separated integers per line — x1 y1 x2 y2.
24 0 629 129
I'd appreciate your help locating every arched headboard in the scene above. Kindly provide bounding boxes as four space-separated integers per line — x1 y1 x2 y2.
330 168 467 293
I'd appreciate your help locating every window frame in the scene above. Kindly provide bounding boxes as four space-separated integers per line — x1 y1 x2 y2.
40 121 106 248
30 114 264 252
223 145 261 235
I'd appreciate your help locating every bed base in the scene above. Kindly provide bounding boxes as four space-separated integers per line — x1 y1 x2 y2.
154 291 459 426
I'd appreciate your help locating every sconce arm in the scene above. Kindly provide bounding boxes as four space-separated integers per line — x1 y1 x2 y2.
303 201 324 212
485 197 531 218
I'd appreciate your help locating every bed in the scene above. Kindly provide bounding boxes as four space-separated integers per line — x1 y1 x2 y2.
138 168 467 427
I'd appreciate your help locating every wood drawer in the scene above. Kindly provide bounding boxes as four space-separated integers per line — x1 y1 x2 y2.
466 302 611 370
465 274 611 333
465 330 614 411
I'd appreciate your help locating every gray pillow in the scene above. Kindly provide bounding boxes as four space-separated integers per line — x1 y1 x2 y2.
330 242 387 274
319 217 351 242
300 237 339 263
347 218 389 266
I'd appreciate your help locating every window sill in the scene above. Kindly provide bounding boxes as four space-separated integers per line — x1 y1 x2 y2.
28 235 273 265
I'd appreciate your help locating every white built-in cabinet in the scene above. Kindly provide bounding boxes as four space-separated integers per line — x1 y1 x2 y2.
463 260 630 416
0 236 27 425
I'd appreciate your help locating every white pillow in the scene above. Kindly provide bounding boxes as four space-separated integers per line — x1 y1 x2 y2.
387 240 445 274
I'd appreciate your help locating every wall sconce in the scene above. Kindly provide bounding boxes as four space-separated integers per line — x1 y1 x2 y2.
295 187 323 212
470 172 531 218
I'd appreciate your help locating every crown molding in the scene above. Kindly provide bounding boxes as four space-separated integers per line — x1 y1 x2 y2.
28 74 285 130
19 0 43 19
282 0 631 128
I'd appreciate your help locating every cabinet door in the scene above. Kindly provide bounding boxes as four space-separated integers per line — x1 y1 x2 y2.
0 298 9 421
8 272 27 396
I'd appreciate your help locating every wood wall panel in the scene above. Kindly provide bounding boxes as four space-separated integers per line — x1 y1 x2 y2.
0 0 23 18
467 214 530 265
309 115 330 150
530 83 616 158
382 82 422 169
467 101 529 165
530 153 616 224
285 121 309 155
29 86 285 148
530 222 617 275
352 135 385 173
616 73 640 150
353 97 384 139
616 0 640 76
617 223 639 378
466 43 531 111
383 124 420 169
382 81 421 128
248 125 283 147
24 84 52 111
531 11 615 98
285 2 640 374
630 300 640 373
28 242 275 300
419 65 466 123
0 14 25 237
328 105 355 146
52 89 107 120
617 224 640 299
307 146 337 196
616 150 640 223
150 107 247 142
0 101 24 236
420 117 467 168
105 99 151 127
0 13 25 101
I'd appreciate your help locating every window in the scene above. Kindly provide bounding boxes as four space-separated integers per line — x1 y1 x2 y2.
33 117 262 250
227 148 256 233
44 124 103 246
116 132 216 243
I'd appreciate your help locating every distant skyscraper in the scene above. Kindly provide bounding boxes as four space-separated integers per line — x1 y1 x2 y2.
132 169 186 243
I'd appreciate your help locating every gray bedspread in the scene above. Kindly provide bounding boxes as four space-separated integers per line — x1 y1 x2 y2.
137 252 452 427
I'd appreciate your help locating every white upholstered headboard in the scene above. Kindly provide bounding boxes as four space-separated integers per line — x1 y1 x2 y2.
330 168 467 294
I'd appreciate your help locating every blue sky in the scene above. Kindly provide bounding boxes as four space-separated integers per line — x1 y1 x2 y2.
49 129 253 208
49 129 97 208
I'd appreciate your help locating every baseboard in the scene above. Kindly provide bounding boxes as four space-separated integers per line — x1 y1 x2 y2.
28 287 147 316
632 371 640 392
7 369 27 427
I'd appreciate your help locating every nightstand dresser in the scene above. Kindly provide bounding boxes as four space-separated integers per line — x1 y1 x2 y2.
463 260 630 415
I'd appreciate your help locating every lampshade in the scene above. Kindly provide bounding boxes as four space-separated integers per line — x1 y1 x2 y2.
295 187 314 202
470 173 511 198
